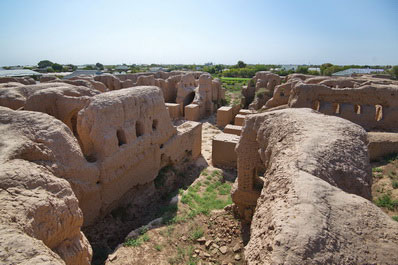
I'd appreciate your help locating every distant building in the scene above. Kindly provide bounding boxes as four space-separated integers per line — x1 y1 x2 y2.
149 67 166 72
63 70 102 79
332 68 384 76
281 65 298 71
115 65 129 71
0 69 42 77
308 67 320 72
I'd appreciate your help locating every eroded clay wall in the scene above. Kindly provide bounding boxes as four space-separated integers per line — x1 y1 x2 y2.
77 86 201 218
0 107 93 265
231 108 398 264
289 83 398 131
93 72 224 119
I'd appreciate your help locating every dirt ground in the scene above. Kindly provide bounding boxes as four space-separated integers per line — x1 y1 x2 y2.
371 154 398 220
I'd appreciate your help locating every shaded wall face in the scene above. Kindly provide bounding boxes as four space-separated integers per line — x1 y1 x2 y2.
289 84 398 131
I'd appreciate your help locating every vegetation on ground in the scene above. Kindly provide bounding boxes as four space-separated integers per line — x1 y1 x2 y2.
124 230 150 247
121 168 237 264
371 152 398 221
221 77 247 106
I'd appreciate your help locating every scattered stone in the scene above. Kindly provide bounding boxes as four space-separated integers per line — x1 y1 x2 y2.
234 254 241 261
232 243 241 252
197 237 206 244
204 252 211 258
205 240 213 248
219 246 228 255
108 254 117 261
181 236 187 241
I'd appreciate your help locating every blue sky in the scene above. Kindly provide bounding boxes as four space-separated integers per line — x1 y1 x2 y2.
0 0 397 66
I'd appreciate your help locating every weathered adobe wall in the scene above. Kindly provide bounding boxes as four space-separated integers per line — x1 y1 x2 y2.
289 83 398 131
76 86 202 222
232 108 398 264
0 82 83 110
93 72 224 119
0 86 202 264
242 71 281 109
263 74 398 111
0 76 36 85
0 107 93 265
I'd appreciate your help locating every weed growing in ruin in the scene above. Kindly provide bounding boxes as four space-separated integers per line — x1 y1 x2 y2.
374 194 398 211
372 167 383 173
168 246 197 265
124 232 150 247
154 244 163 251
218 182 232 195
124 228 150 247
392 180 398 189
392 216 398 222
190 226 204 241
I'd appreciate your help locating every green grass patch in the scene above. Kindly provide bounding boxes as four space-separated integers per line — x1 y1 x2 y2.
168 246 197 265
218 182 232 195
372 167 383 173
392 180 398 189
180 171 232 218
190 226 204 241
124 232 150 247
392 216 398 222
374 194 398 211
220 77 251 82
154 244 163 251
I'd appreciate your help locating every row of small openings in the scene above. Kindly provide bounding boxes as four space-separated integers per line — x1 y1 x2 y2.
312 100 383 121
116 119 158 146
184 83 195 88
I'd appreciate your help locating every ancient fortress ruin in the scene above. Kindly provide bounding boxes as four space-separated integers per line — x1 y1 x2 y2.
1 70 398 264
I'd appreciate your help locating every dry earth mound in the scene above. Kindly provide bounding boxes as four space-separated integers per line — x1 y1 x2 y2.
233 108 398 264
0 107 92 265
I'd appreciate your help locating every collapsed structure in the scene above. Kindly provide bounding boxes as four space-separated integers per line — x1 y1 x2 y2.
37 71 225 121
1 69 398 265
241 71 281 109
231 108 398 264
0 81 201 264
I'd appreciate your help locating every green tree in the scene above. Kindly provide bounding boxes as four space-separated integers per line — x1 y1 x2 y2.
237 60 247 68
296 66 309 74
95 62 104 70
51 63 63 72
391 65 398 79
84 65 94 70
38 60 53 68
320 63 333 75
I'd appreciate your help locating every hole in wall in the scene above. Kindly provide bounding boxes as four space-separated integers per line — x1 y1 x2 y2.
354 104 361 114
136 121 144 137
116 129 127 146
85 154 97 163
152 119 158 131
375 105 383 121
312 100 320 111
183 92 195 107
334 103 341 114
